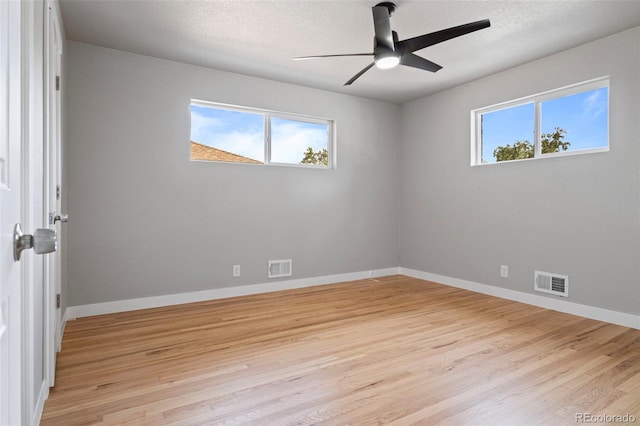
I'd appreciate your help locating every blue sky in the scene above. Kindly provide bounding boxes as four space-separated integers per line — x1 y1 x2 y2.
191 105 265 161
270 117 328 163
190 105 328 164
192 87 607 166
481 87 608 163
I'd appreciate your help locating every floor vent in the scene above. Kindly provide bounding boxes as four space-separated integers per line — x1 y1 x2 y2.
534 270 568 297
268 259 292 279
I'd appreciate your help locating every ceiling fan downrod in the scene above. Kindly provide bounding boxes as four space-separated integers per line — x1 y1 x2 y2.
375 2 396 17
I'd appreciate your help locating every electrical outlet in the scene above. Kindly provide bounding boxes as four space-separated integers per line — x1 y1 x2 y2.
500 265 509 278
233 265 240 277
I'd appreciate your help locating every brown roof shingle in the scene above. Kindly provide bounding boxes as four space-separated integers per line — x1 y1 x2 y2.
190 141 262 164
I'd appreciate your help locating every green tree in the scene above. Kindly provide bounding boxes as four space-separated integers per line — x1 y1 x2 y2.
493 127 570 162
300 147 328 166
493 140 535 162
540 127 570 154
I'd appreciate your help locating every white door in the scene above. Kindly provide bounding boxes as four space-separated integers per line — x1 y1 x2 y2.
44 0 65 383
1 1 24 425
23 1 50 423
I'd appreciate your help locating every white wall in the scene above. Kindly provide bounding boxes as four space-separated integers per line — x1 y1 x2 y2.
399 27 640 315
65 41 400 306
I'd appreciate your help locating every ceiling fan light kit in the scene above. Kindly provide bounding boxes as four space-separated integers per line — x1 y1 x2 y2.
294 2 490 86
374 51 400 69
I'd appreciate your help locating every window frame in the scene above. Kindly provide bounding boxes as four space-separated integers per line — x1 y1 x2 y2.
471 76 610 166
190 99 335 169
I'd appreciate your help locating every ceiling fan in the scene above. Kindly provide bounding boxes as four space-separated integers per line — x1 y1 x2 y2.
294 2 490 86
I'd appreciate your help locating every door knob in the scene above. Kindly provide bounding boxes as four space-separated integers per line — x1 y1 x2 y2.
13 223 57 261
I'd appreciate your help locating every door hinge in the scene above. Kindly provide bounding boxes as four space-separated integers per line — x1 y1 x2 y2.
56 294 61 309
56 76 60 91
56 185 61 200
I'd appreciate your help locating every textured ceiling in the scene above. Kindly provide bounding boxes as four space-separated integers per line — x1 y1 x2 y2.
59 0 640 104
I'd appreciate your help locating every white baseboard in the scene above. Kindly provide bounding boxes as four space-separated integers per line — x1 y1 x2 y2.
65 267 401 320
400 267 640 330
60 308 70 345
65 266 639 330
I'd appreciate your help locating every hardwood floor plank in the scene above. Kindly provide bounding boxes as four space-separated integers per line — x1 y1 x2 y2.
41 276 640 425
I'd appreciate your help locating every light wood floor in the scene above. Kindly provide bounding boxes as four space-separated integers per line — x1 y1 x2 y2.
41 275 640 425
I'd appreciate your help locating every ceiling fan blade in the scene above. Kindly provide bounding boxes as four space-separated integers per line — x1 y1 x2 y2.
398 19 491 54
344 62 375 86
400 53 442 72
372 4 394 51
293 53 374 60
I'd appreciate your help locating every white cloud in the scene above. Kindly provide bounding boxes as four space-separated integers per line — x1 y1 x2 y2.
271 122 328 164
190 108 222 143
582 89 607 119
214 131 264 161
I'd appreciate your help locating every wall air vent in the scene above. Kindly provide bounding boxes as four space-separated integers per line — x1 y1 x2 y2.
534 270 568 297
268 259 292 279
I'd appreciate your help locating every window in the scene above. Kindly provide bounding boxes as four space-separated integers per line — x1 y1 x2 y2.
471 77 609 165
190 100 334 168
